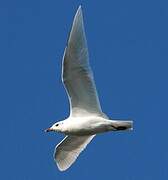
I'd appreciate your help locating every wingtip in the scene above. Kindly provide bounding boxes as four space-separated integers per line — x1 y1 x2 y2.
56 159 70 171
75 5 83 18
69 5 84 38
77 5 82 12
56 162 66 171
53 149 71 172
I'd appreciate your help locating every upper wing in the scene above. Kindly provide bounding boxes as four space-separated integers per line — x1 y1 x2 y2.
54 135 95 171
62 6 102 117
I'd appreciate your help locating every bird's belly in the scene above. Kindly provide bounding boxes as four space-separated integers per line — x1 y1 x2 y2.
64 118 111 136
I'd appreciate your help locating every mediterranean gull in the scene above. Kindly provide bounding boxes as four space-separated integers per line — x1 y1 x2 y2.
45 5 133 171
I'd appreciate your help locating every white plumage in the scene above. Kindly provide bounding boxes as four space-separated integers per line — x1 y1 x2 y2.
45 6 133 171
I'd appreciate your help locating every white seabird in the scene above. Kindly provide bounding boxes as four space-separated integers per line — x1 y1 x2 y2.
45 6 133 171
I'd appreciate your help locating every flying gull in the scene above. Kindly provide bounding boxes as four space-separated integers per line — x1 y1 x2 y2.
45 6 133 171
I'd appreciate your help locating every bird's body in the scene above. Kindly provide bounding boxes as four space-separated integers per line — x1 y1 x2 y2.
45 5 133 171
58 117 132 136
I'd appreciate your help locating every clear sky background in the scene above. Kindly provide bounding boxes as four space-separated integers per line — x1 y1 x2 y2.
0 0 167 179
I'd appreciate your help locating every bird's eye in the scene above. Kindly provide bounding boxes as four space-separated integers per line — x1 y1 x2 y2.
55 124 59 127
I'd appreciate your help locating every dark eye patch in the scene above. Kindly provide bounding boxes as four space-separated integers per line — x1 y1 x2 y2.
55 124 59 127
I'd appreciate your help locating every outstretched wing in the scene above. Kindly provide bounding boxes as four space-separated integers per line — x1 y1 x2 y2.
62 6 103 117
54 135 95 171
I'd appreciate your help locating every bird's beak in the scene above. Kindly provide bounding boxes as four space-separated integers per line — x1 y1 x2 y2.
44 127 54 132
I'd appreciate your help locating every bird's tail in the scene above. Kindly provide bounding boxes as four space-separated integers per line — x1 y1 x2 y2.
111 120 133 131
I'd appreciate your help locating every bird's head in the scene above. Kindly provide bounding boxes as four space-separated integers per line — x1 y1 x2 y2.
45 121 64 133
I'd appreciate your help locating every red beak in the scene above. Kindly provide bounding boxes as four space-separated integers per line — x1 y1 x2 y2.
44 128 53 132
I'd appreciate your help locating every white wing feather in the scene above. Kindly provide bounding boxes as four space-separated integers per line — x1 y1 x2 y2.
54 135 95 171
62 6 103 117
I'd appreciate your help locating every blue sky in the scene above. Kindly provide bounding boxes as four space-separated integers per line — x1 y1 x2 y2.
0 0 168 179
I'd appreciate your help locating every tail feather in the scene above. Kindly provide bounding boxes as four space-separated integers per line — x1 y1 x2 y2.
111 120 133 131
